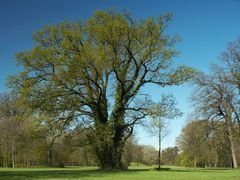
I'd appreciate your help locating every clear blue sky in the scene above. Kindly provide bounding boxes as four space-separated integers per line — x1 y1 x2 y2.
1 0 240 149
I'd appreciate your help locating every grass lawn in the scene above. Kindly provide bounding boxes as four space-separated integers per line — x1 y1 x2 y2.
0 165 239 180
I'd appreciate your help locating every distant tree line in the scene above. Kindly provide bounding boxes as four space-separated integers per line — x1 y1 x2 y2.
1 89 239 168
176 120 240 168
0 98 175 168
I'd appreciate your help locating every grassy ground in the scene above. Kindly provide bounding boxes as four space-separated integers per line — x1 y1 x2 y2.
0 165 239 180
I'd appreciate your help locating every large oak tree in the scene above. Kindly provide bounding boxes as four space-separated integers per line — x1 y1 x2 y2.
147 94 182 169
9 11 194 169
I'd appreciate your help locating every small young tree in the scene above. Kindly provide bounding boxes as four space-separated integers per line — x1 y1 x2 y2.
147 94 182 169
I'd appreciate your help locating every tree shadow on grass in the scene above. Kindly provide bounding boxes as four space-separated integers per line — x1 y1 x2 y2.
0 167 235 179
0 169 104 180
0 168 152 180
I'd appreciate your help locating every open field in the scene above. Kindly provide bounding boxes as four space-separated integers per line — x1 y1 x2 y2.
0 166 239 180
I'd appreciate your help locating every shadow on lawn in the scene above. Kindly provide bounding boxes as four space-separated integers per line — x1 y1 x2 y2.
0 169 102 180
0 168 151 180
0 167 233 179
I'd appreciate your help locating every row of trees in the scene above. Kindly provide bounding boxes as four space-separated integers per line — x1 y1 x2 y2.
177 120 238 167
177 38 240 168
0 93 95 167
0 95 177 168
2 86 239 168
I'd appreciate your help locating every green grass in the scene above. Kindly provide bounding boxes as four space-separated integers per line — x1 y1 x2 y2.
0 165 239 180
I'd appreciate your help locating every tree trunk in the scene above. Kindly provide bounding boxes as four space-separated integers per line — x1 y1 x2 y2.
226 115 238 169
194 155 197 168
11 147 15 168
92 122 125 169
158 123 161 169
47 148 53 167
95 144 124 169
214 144 219 167
214 153 218 167
11 138 16 168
